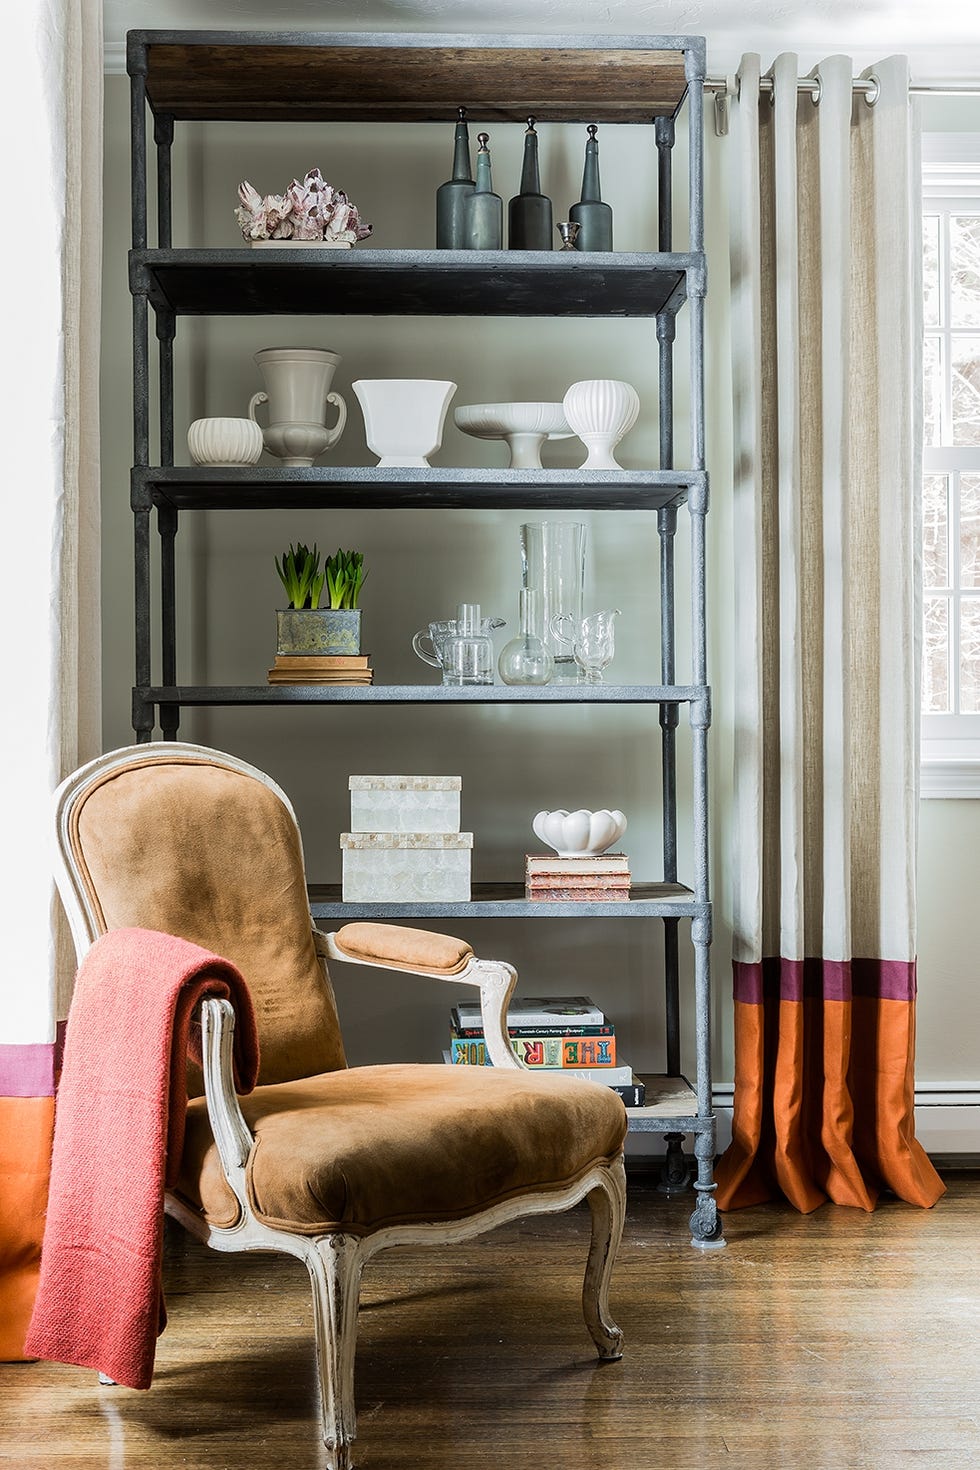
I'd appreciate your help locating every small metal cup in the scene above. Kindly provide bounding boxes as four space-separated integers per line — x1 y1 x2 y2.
556 221 581 251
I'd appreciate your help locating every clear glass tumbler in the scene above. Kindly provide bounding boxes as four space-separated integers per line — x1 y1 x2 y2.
520 521 586 668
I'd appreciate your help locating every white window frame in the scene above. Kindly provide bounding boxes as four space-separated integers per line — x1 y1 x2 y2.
920 133 980 798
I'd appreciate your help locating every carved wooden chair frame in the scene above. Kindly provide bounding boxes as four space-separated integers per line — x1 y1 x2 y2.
52 742 626 1470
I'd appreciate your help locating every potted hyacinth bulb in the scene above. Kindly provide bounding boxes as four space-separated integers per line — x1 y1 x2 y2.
275 543 367 655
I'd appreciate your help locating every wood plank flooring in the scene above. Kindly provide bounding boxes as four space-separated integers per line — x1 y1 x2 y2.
2 1170 978 1470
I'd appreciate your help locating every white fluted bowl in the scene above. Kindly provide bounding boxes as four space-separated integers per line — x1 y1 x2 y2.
562 379 640 470
454 402 572 469
532 808 628 858
188 416 264 466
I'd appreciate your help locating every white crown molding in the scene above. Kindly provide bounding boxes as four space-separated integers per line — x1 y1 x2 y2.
105 40 126 75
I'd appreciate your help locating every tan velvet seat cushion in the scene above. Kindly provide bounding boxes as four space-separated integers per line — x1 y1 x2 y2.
177 1064 627 1237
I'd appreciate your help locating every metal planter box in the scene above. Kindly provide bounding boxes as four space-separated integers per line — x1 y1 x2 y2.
340 831 472 902
348 775 461 834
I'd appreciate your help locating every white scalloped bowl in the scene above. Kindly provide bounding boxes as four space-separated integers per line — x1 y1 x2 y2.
532 808 628 858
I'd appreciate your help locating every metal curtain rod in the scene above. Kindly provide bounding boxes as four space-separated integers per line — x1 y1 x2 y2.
704 76 980 98
704 74 980 135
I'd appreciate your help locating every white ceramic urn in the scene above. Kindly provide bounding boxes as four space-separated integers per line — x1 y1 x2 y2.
248 347 347 466
562 379 640 471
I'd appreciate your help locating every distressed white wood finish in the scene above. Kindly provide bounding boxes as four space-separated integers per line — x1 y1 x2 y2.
53 742 626 1468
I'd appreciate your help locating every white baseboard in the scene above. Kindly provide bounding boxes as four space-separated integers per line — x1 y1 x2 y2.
627 1083 980 1159
710 1084 980 1157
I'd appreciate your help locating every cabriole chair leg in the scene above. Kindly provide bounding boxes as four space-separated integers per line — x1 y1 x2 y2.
307 1234 363 1469
582 1156 627 1360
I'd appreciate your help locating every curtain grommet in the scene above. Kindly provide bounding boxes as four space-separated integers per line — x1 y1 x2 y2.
864 74 881 106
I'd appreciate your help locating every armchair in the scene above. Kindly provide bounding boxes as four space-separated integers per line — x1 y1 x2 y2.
51 742 626 1469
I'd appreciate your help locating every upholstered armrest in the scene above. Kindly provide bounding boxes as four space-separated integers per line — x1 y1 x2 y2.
315 922 521 1070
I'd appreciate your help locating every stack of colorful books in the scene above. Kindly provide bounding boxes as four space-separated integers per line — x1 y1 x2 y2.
267 653 373 686
447 994 645 1106
525 852 630 901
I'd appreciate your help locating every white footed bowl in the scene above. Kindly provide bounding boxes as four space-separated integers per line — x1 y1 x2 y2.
562 379 640 471
188 417 264 466
454 402 572 470
532 808 628 858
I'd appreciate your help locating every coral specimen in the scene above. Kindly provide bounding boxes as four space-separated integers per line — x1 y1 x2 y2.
235 169 373 244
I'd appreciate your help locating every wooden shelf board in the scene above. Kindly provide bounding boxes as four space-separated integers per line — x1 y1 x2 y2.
625 1073 710 1129
134 32 696 122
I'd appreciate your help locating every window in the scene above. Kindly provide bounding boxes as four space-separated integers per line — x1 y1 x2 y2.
921 134 980 795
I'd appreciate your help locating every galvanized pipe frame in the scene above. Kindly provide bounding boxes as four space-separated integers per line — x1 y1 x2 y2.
123 35 720 1228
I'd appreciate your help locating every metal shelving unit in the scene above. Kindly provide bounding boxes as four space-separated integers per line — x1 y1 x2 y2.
127 29 722 1245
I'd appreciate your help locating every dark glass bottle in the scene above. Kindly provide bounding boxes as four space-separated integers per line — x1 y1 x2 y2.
435 107 474 249
508 117 553 250
462 132 503 250
569 124 613 252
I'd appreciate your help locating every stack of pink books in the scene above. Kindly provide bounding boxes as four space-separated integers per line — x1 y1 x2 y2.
525 852 631 902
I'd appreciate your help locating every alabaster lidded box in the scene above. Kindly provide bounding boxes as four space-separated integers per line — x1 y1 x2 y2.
348 775 461 835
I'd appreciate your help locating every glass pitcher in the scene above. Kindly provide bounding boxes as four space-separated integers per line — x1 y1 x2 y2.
413 612 505 672
550 608 621 684
440 603 495 686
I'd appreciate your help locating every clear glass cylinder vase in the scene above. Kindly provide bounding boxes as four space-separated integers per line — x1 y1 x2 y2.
520 521 586 667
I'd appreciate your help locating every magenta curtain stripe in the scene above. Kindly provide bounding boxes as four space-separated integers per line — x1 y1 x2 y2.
733 958 917 1005
0 1022 67 1098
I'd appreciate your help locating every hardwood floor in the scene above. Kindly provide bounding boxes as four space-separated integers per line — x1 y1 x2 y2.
3 1170 978 1470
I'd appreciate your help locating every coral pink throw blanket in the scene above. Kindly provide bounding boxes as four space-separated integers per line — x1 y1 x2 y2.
25 928 259 1389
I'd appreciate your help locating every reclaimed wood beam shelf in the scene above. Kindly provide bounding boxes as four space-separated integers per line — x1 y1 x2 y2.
135 31 695 123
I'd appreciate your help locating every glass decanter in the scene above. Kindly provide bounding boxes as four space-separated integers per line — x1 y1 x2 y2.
498 589 554 686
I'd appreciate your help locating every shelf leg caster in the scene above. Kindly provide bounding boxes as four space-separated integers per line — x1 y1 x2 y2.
688 1131 726 1249
657 1132 691 1195
689 1191 725 1249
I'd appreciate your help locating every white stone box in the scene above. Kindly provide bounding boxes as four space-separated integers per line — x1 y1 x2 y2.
349 775 461 834
340 831 473 902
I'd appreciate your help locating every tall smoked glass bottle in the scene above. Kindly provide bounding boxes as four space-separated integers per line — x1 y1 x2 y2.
569 124 613 251
508 117 553 250
462 132 503 250
435 107 474 249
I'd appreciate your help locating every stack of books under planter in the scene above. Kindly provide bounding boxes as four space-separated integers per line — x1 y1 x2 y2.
525 851 630 901
340 776 472 902
268 653 373 685
447 994 645 1106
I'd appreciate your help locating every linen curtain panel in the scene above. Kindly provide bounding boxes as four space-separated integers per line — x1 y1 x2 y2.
715 54 944 1214
0 0 102 1357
